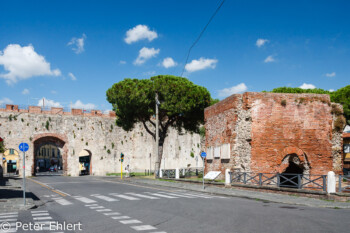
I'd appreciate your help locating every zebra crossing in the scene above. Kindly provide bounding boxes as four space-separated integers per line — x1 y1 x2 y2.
0 212 18 233
30 210 65 232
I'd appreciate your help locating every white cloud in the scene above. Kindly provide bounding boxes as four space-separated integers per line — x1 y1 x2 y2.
68 72 77 81
68 34 86 54
329 89 335 92
218 83 248 98
185 57 218 72
264 55 275 63
0 97 13 105
142 71 156 76
162 57 177 68
299 83 316 89
256 38 269 47
119 60 126 65
325 72 336 77
37 97 62 108
51 90 57 94
134 47 160 65
124 25 158 44
0 44 61 85
22 88 30 95
71 100 97 110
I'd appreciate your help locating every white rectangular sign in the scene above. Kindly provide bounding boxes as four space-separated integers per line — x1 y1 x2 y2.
204 171 221 180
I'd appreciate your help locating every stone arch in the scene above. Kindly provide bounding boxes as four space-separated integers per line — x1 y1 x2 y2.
32 133 68 175
78 149 92 175
277 146 310 174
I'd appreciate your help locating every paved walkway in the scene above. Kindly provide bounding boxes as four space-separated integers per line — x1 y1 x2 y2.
123 178 350 209
0 177 36 212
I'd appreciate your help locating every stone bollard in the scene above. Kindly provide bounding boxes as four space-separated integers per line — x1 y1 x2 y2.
225 169 231 185
182 168 185 176
159 169 163 178
175 168 180 179
327 171 336 193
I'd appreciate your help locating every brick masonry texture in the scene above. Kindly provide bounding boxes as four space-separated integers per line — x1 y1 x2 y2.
0 105 202 177
204 92 344 178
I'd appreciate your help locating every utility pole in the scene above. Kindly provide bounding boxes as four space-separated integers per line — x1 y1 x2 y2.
155 93 160 177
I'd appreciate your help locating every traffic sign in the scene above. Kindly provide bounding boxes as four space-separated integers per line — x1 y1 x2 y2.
19 143 29 152
200 151 207 158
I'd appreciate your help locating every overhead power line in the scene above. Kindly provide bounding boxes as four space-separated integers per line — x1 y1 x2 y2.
180 0 226 77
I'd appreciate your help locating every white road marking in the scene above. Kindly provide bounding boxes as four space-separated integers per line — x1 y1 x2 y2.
85 204 98 206
91 194 118 202
104 212 121 216
90 206 105 209
56 189 71 196
33 216 52 220
145 192 178 199
0 218 16 222
53 198 73 206
0 215 17 219
182 193 213 198
125 192 160 199
111 216 130 220
131 225 157 231
159 192 195 198
0 212 17 216
73 196 96 203
31 210 48 213
120 219 142 224
110 194 140 200
96 209 112 212
32 213 50 216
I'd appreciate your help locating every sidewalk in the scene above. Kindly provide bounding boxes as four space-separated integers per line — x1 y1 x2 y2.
0 177 36 213
123 177 350 209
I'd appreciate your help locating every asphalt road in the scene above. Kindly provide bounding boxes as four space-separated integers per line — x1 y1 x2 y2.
1 175 349 233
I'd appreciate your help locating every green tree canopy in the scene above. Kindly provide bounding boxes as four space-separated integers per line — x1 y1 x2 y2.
269 85 350 125
106 75 213 172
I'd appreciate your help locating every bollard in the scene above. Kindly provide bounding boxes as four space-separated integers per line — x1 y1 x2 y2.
175 168 180 179
225 169 230 185
159 169 163 178
327 171 336 193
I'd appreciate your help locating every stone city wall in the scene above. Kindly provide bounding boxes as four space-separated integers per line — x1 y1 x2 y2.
0 105 203 177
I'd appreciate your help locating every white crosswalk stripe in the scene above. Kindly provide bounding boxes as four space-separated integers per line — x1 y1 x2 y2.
90 206 105 209
103 212 121 216
110 194 140 200
125 192 160 199
131 225 158 231
73 196 96 203
181 192 213 198
32 213 50 216
144 192 178 199
0 215 17 219
120 219 142 224
0 212 17 216
91 194 118 202
111 216 130 220
96 209 112 212
52 197 73 205
159 192 196 198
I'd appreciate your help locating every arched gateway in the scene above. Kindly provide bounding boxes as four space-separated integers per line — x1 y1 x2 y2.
32 133 68 175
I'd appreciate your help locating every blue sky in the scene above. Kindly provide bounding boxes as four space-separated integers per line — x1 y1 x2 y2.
0 0 349 111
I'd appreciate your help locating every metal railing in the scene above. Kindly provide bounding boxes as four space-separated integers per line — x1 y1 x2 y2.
162 169 176 178
338 175 350 192
229 172 327 191
181 167 203 178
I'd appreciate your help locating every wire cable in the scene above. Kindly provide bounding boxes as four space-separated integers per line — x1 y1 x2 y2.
180 0 225 77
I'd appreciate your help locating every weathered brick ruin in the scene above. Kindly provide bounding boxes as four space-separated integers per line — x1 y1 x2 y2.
205 92 344 178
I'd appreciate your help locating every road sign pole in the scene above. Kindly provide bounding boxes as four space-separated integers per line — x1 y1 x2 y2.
23 150 26 206
202 157 204 190
121 162 123 180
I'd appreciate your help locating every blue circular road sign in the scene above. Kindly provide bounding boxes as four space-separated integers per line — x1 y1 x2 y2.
201 151 207 158
19 143 29 152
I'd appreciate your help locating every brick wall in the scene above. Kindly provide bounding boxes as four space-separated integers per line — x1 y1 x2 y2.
205 92 343 177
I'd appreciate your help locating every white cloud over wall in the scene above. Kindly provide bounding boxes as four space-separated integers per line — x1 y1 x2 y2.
162 57 177 68
299 83 316 89
71 100 97 110
218 83 248 98
0 44 61 85
0 97 13 105
124 25 158 44
185 57 218 72
134 47 160 65
37 97 62 108
68 34 86 54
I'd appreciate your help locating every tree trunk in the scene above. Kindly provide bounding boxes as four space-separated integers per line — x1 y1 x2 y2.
154 138 164 177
